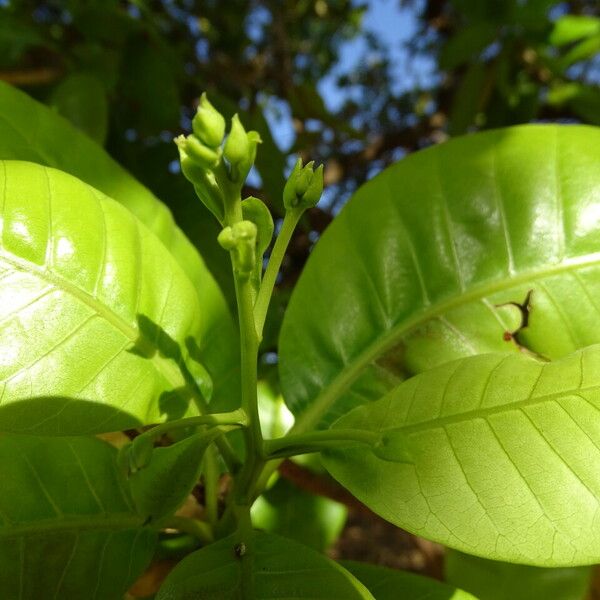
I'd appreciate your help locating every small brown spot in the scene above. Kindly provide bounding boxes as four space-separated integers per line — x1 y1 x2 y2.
503 331 512 342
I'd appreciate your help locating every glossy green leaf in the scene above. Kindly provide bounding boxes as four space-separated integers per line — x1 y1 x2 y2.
0 80 239 416
0 434 156 600
157 531 373 599
50 72 108 144
445 549 592 600
343 560 478 600
251 477 347 551
0 80 181 265
127 432 214 523
323 345 600 565
0 161 208 434
257 379 294 439
279 125 600 431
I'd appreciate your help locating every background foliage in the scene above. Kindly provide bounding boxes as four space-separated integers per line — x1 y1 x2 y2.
1 0 598 326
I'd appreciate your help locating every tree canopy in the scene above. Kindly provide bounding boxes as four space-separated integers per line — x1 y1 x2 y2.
2 0 598 316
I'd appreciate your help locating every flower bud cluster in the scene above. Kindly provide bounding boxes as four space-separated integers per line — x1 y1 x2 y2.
175 93 262 223
283 159 324 212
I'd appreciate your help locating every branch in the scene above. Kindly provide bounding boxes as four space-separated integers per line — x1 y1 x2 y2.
277 459 377 516
0 67 62 86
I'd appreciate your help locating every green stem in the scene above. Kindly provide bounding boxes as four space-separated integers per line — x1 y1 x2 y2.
220 164 244 225
233 504 255 598
219 184 267 599
263 428 379 459
221 186 264 505
203 444 220 526
165 516 214 544
190 396 243 473
253 209 303 338
139 409 248 443
232 274 264 503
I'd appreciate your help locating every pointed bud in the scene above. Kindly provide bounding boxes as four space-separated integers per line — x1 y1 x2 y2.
176 134 220 170
223 115 262 184
283 159 324 211
223 114 250 169
294 160 315 197
302 164 324 208
175 136 224 222
192 93 226 148
244 130 261 171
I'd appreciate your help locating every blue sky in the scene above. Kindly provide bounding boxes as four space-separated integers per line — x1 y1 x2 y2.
319 0 435 110
264 0 437 154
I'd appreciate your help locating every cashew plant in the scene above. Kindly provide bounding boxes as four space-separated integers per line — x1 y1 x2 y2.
0 79 598 599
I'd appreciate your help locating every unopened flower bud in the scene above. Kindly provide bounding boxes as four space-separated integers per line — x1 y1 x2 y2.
302 163 324 207
175 136 224 222
183 135 220 169
223 115 261 184
223 114 249 168
192 93 226 148
283 159 324 211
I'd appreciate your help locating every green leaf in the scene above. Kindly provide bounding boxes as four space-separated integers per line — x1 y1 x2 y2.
257 379 294 439
0 80 239 421
0 80 174 253
279 125 600 431
549 15 600 47
323 345 600 566
0 434 156 600
251 477 347 551
0 161 208 434
445 549 592 600
49 72 109 144
343 560 478 600
156 531 374 599
127 433 214 522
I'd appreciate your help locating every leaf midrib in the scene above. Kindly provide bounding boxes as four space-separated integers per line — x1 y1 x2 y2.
294 251 600 433
375 382 600 437
0 251 194 402
0 513 143 538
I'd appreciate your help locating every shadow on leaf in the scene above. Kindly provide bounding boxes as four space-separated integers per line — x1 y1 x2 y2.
128 314 213 421
0 396 142 435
